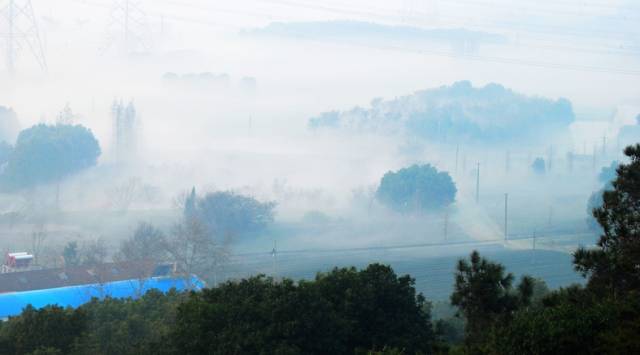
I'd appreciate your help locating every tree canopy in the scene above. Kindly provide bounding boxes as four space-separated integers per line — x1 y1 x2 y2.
0 124 101 190
531 157 546 175
0 264 434 355
376 164 456 213
186 189 276 238
451 251 533 347
575 144 640 295
309 81 575 144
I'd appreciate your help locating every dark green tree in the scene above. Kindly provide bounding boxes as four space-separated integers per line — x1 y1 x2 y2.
1 124 100 190
376 164 456 213
196 191 276 237
313 264 434 353
63 241 80 267
0 305 86 354
575 144 640 296
172 264 434 354
451 251 533 347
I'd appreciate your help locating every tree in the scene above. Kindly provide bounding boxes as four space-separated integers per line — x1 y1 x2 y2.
80 238 109 267
0 305 87 355
312 264 434 353
56 103 77 125
531 157 546 175
586 162 619 231
31 223 48 266
376 164 456 213
0 124 100 190
451 251 533 346
183 187 196 220
63 241 80 267
165 217 228 287
575 144 640 296
485 288 619 355
172 264 434 355
195 191 276 238
598 161 618 185
117 222 167 262
0 141 12 166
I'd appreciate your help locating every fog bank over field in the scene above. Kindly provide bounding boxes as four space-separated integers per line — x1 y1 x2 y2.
0 0 638 277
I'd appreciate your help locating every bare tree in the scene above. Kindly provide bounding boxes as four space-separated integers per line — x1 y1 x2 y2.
81 238 108 267
30 222 47 266
116 222 167 262
166 217 229 289
107 177 143 213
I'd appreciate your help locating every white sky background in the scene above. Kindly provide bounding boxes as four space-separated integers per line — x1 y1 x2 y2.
0 0 638 201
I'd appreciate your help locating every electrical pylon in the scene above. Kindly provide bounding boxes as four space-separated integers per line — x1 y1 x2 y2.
0 0 47 74
103 0 151 55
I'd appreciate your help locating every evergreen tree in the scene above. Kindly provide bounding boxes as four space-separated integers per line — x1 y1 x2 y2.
575 144 640 296
451 251 533 347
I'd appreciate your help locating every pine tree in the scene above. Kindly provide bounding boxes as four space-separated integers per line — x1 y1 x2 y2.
575 144 640 296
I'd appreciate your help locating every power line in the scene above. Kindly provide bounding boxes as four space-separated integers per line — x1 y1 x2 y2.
103 0 151 55
0 0 47 74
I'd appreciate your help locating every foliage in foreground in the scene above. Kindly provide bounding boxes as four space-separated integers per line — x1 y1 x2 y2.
0 264 434 355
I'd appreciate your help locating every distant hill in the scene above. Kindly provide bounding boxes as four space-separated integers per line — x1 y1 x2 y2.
308 81 575 145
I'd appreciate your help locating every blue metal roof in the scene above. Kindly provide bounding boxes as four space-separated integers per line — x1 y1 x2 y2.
0 275 204 319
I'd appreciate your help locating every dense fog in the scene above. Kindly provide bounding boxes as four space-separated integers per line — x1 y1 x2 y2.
0 0 638 295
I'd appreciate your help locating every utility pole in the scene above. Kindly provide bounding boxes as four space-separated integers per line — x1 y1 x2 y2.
454 144 459 175
567 150 574 172
0 0 47 74
504 193 508 241
475 162 480 203
602 135 607 157
462 154 466 175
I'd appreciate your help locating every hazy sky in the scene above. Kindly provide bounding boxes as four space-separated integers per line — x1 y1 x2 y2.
0 0 638 160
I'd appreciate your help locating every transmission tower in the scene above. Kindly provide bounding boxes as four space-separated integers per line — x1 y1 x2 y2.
104 0 151 55
0 0 47 74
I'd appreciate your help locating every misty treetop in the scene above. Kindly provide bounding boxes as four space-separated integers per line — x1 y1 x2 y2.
309 81 575 144
376 164 456 213
0 123 101 190
185 189 276 238
531 157 546 175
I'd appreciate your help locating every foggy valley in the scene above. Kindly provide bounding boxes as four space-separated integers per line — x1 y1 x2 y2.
0 0 639 354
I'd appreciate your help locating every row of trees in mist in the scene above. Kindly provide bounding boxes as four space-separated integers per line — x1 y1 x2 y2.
3 145 640 354
309 81 574 145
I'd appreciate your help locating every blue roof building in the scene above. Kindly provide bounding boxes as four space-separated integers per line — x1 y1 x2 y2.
0 262 205 319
